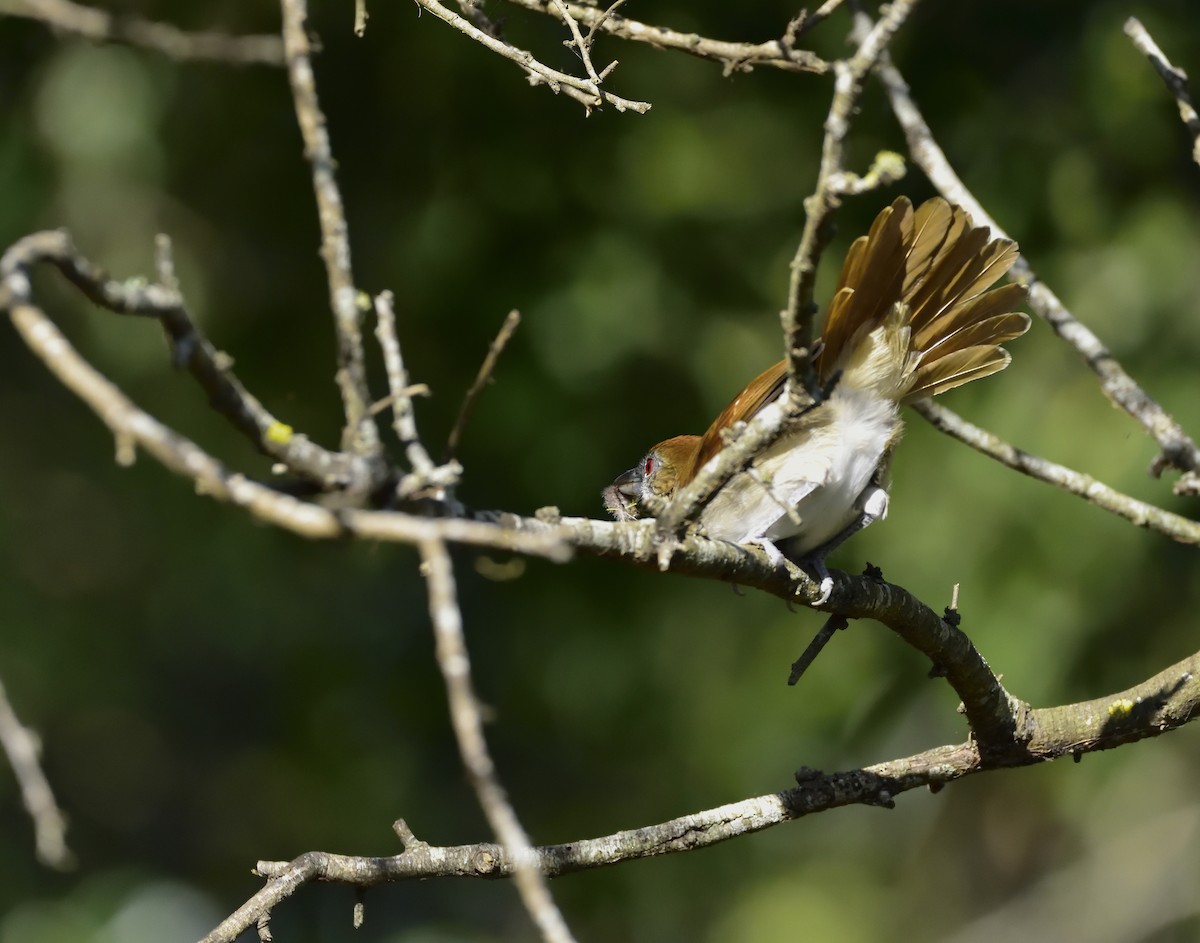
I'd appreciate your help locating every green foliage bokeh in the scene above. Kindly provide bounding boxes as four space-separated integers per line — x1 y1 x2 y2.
2 1 1200 940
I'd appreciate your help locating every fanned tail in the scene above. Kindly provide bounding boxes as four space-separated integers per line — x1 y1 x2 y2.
813 196 1030 404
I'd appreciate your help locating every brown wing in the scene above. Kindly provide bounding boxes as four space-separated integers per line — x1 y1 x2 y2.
690 360 788 479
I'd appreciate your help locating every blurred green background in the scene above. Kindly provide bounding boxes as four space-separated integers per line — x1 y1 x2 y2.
2 1 1200 940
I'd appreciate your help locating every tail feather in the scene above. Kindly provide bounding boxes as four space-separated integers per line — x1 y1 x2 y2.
906 346 1011 400
814 196 1028 401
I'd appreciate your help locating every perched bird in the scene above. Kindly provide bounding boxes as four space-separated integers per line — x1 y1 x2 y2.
604 196 1030 602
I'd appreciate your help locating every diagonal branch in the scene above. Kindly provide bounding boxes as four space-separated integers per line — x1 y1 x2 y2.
0 674 73 870
876 48 1200 481
414 0 651 114
421 538 577 943
205 648 1200 942
914 400 1200 545
1124 17 1200 168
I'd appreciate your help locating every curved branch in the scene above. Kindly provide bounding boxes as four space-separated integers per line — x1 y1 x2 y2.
203 649 1200 942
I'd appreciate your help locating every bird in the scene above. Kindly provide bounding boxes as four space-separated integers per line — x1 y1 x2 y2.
603 195 1030 603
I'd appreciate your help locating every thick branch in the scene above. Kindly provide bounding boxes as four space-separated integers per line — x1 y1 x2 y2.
205 649 1200 942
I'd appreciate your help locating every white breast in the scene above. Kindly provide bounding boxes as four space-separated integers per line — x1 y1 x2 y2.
698 387 900 553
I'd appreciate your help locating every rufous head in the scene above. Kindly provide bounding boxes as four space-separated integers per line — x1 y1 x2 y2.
603 435 701 521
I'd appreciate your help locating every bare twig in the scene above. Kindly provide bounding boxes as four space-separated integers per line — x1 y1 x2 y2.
550 0 605 88
781 0 919 378
204 647 1200 942
0 0 285 65
503 0 829 76
443 309 521 464
420 538 577 943
1124 17 1200 168
790 0 847 40
414 0 651 113
0 230 386 494
280 0 379 457
914 400 1200 545
0 675 73 870
373 292 460 497
876 51 1200 479
354 0 368 36
0 258 567 558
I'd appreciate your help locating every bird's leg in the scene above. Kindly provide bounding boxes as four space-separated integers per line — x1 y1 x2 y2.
792 486 890 605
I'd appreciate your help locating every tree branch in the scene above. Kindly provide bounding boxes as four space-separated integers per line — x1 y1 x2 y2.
0 0 285 65
502 0 830 76
914 400 1200 544
413 0 651 113
0 674 73 870
421 538 576 943
202 648 1200 942
875 48 1200 482
280 0 380 459
1124 16 1200 168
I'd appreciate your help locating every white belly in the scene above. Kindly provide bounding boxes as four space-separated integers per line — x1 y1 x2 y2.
697 387 899 553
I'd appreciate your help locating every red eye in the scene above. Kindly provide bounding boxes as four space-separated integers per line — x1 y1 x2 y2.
644 456 654 476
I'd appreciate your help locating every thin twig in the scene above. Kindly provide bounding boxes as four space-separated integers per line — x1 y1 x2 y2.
913 401 1200 545
0 256 568 558
503 0 829 76
420 539 577 943
414 0 651 114
876 49 1200 479
550 0 604 88
790 0 847 40
781 0 920 380
0 230 385 494
0 0 285 65
354 0 369 36
0 674 73 870
374 291 460 497
280 0 379 456
443 309 521 464
1124 17 1200 168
